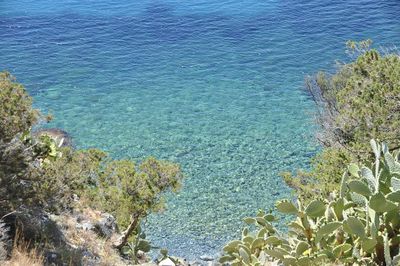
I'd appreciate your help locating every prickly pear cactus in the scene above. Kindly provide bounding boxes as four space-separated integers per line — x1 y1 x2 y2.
220 140 400 266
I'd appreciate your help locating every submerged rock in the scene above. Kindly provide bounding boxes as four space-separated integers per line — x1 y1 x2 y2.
33 128 73 147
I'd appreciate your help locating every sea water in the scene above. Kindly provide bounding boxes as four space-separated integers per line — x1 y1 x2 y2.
1 0 399 259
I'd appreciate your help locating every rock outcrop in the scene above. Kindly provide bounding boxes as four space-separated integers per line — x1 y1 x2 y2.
33 128 73 148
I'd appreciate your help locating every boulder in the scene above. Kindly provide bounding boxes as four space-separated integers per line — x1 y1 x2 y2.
1 207 65 247
33 128 73 147
76 222 94 231
93 213 118 239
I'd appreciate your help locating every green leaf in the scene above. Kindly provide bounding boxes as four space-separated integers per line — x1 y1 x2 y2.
242 236 254 246
255 217 267 226
242 227 249 237
361 166 376 192
289 221 305 232
350 192 367 206
223 240 241 253
251 238 265 251
391 177 400 191
297 256 312 266
361 238 377 252
276 200 298 214
250 254 259 264
121 246 131 255
384 233 392 266
345 217 366 239
333 243 352 258
348 180 372 197
369 192 398 213
264 214 275 222
385 152 400 175
257 228 267 238
264 236 282 245
219 255 235 263
243 217 256 224
160 248 168 256
315 222 342 243
340 172 349 198
264 249 284 260
137 239 151 252
348 163 360 177
295 241 310 257
370 139 380 158
282 255 296 265
332 198 345 220
387 190 400 202
239 247 250 264
305 200 326 218
393 254 400 266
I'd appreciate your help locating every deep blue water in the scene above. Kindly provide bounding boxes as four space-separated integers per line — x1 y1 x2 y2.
1 0 399 260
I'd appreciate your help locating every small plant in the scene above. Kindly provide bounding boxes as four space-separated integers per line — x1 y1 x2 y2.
220 140 400 265
121 225 151 263
156 248 179 265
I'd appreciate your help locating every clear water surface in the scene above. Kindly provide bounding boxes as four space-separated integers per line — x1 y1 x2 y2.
1 0 399 259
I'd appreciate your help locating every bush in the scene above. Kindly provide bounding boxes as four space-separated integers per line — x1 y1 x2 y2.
0 71 58 214
0 71 39 142
308 40 400 151
84 156 182 228
0 135 58 213
284 41 400 201
81 155 183 248
220 140 400 266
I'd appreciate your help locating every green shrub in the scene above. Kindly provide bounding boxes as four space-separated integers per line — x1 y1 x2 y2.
0 71 59 214
0 71 39 142
85 156 182 228
0 135 61 213
79 155 183 249
308 40 400 151
284 41 400 201
220 140 400 266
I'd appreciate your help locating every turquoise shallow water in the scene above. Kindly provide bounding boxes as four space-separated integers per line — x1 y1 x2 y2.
1 0 400 259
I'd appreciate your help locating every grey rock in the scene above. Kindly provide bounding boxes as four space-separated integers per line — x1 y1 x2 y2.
44 251 63 265
2 207 65 247
81 249 101 266
76 222 94 231
33 128 73 148
93 213 118 238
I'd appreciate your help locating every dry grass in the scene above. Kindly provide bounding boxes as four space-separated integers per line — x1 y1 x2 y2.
3 236 44 266
56 206 127 266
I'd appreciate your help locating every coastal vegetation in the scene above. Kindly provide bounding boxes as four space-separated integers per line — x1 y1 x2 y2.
283 40 400 202
220 141 400 265
220 41 400 265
